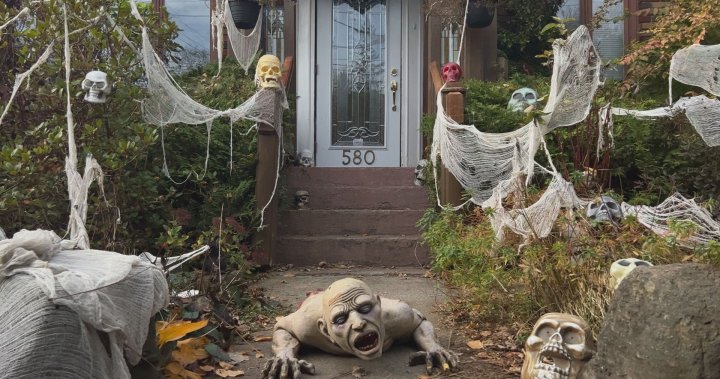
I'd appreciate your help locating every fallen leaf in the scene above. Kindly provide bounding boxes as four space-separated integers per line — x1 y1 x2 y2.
228 352 250 363
351 365 367 378
199 365 215 372
466 340 484 350
205 343 232 362
215 368 245 378
253 335 273 342
157 319 209 347
254 350 265 359
164 362 203 379
172 337 210 366
479 330 492 337
218 361 234 370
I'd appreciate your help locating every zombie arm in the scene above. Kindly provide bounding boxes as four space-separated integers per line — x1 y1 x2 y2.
408 310 459 374
261 327 316 379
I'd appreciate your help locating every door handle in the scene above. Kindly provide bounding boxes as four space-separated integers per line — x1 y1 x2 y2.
390 80 398 111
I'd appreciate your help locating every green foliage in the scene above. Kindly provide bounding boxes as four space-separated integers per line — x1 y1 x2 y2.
496 0 566 71
621 0 720 87
0 3 272 267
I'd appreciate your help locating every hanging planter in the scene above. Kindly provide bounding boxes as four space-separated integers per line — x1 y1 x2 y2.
228 0 261 30
466 2 495 28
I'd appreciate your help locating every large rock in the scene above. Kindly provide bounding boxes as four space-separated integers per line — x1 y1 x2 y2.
580 263 720 379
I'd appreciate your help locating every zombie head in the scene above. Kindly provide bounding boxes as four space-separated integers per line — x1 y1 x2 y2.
609 258 653 289
295 190 310 209
441 62 462 83
507 87 538 112
522 313 594 379
317 278 384 360
255 54 282 89
81 70 112 104
586 195 623 223
414 159 428 186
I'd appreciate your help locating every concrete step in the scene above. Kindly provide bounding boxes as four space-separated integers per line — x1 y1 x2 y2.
286 167 418 188
286 185 429 210
274 235 429 266
279 209 426 236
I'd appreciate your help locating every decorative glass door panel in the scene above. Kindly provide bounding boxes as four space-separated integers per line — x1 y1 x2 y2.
316 0 402 167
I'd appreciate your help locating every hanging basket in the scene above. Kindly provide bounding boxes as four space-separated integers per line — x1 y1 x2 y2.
228 0 261 30
466 3 495 29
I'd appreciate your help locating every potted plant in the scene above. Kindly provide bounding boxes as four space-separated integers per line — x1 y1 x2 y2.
466 0 495 28
228 0 261 29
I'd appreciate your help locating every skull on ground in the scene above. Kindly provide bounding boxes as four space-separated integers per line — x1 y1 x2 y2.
298 149 313 167
586 195 623 223
609 258 653 289
414 159 428 186
522 313 594 379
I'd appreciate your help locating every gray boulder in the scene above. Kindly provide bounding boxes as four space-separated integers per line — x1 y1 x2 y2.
580 263 720 379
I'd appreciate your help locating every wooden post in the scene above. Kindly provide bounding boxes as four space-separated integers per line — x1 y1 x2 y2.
439 81 466 207
253 122 279 266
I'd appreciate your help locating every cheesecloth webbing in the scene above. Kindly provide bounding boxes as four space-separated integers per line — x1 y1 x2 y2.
0 229 169 379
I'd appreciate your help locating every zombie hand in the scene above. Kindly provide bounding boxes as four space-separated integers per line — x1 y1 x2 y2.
261 354 315 379
408 346 459 374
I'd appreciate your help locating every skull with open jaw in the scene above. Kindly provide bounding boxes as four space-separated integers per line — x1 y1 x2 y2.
522 313 594 379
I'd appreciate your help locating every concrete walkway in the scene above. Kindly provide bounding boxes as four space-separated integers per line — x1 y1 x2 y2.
230 266 514 378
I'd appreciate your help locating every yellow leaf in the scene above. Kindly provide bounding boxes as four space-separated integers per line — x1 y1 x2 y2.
215 368 245 378
164 362 204 379
172 337 210 366
157 319 209 347
253 335 273 342
466 340 484 350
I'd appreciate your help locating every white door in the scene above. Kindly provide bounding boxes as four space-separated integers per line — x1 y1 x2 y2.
315 0 402 167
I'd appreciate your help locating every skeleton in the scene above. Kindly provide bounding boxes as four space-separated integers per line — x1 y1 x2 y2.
609 258 653 289
81 70 112 104
441 62 462 83
261 278 458 378
298 149 313 167
414 159 428 186
295 190 310 209
507 87 538 112
586 195 623 224
255 54 282 89
522 313 594 379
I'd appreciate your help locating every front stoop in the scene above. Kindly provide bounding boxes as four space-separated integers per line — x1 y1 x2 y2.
274 167 430 266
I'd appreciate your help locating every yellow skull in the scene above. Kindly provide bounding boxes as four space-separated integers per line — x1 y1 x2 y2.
255 54 282 89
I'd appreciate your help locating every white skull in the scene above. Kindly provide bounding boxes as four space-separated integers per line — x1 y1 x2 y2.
508 87 538 112
586 195 623 223
522 313 595 379
414 159 428 186
298 149 313 167
609 258 653 289
255 54 282 89
81 70 111 104
295 190 309 209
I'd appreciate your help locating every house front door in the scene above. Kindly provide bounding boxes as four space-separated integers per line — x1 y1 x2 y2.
315 0 402 167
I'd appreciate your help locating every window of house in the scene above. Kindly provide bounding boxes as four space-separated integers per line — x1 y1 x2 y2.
265 6 285 62
440 22 461 64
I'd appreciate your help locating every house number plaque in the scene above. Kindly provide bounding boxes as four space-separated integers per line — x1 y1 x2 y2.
341 150 376 166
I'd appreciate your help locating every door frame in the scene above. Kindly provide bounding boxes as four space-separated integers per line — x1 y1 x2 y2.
295 0 423 168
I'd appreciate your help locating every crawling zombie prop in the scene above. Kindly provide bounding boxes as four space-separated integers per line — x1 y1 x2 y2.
261 278 458 378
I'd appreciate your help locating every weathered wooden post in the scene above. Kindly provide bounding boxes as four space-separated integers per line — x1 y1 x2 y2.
253 57 294 265
430 61 465 207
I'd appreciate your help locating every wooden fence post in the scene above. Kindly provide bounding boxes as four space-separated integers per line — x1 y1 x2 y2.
439 81 466 207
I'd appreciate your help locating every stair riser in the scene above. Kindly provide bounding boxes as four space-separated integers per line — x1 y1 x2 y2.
285 186 429 210
287 167 418 188
274 237 429 266
279 210 426 236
